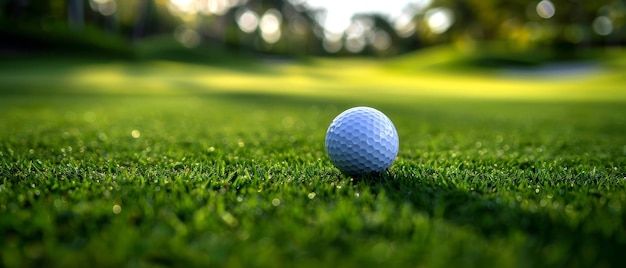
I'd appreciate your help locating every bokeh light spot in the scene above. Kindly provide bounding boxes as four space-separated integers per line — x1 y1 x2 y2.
131 130 141 139
592 16 613 36
168 0 198 15
372 30 391 51
112 205 122 214
90 0 117 16
425 8 454 34
394 14 416 38
346 36 366 53
260 9 282 44
346 19 367 39
323 37 342 53
175 26 201 48
536 0 555 19
208 0 230 15
236 9 259 33
289 16 309 36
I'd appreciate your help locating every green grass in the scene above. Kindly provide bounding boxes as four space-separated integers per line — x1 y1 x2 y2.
1 50 626 267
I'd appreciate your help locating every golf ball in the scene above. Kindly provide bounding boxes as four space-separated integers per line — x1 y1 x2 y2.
325 106 399 175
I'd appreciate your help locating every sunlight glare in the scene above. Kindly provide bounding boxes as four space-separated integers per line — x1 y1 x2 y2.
425 7 454 34
169 0 198 14
322 10 352 35
208 0 230 15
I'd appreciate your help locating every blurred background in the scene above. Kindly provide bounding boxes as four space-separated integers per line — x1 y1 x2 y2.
1 0 624 62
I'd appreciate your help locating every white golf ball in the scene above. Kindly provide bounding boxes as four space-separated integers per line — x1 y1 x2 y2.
325 106 399 175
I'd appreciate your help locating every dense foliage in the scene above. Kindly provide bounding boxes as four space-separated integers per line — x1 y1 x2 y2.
1 0 624 57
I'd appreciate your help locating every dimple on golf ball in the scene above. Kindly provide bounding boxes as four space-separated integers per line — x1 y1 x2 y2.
325 106 399 175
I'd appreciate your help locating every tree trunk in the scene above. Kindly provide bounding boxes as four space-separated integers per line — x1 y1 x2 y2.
67 0 84 30
133 0 152 41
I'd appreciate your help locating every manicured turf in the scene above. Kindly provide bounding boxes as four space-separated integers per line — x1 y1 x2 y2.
1 50 626 267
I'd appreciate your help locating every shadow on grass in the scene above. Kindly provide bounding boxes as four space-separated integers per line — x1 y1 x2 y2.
353 170 626 267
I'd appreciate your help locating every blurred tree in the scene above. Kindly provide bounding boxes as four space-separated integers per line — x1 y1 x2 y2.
427 0 623 50
351 13 409 57
0 0 52 23
173 0 324 56
282 1 324 56
0 0 622 58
